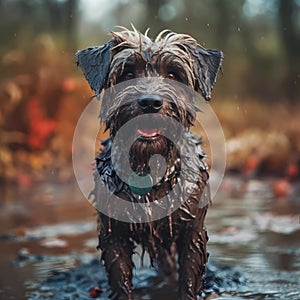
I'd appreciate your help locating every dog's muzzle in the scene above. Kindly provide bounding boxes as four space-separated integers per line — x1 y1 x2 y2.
136 94 163 139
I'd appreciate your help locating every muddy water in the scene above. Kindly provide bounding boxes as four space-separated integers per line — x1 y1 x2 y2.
0 177 299 299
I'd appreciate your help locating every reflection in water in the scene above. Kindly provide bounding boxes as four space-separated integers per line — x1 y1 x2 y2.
0 178 299 299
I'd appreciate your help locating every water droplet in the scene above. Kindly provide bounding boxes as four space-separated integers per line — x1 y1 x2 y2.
207 23 210 27
185 17 189 21
158 4 177 21
237 27 241 32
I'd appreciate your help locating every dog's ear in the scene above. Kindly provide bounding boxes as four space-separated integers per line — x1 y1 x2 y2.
76 42 111 95
193 48 223 101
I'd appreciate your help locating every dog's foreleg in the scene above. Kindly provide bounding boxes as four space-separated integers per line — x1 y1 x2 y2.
177 215 208 300
102 240 134 300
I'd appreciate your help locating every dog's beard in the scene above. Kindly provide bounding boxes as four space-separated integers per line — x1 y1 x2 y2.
109 127 181 193
129 136 173 173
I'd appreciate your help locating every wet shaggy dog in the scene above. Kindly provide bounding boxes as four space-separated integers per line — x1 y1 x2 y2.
76 27 223 300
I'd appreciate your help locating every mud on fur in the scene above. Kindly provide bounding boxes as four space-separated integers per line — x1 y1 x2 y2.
76 26 223 300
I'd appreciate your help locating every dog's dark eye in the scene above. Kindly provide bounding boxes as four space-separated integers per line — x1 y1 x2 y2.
167 72 184 82
116 71 136 83
124 72 135 80
166 68 187 83
167 72 177 80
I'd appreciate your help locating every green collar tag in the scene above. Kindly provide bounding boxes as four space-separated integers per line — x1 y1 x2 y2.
128 173 153 195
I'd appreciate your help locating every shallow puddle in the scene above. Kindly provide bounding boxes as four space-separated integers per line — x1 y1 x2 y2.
0 177 299 299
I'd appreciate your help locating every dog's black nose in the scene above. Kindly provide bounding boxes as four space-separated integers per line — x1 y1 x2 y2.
137 94 163 113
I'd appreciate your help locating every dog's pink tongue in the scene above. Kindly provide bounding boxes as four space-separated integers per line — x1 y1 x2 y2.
137 128 159 137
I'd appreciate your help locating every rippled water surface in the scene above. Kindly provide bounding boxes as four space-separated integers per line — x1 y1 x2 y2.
0 177 299 299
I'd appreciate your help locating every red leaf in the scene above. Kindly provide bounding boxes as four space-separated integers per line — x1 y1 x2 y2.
27 97 57 149
88 286 103 298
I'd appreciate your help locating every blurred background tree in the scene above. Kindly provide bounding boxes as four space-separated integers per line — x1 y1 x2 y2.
278 0 300 102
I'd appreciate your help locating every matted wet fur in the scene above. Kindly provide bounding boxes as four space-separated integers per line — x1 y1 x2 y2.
76 26 223 300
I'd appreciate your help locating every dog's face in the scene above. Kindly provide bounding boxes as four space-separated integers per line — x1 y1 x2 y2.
77 28 222 173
